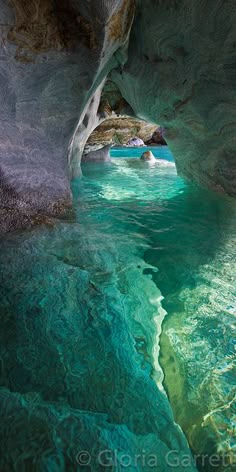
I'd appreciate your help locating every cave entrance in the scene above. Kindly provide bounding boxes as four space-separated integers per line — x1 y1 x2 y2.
81 115 167 163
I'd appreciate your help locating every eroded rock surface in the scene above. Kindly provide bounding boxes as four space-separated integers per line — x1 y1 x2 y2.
0 0 135 232
112 0 236 195
87 116 156 147
141 150 156 162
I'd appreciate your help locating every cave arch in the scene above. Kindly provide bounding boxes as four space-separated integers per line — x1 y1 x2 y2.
0 0 235 221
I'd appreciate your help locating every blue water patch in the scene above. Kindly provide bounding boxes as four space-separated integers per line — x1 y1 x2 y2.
110 145 174 161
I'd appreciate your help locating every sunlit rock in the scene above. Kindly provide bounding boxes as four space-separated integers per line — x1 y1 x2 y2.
141 150 156 162
88 115 157 147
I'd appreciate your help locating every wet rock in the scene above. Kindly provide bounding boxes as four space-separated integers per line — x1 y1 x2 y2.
140 150 156 162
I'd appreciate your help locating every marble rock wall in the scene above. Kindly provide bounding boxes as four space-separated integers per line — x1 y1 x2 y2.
112 0 236 195
0 0 135 232
82 143 112 163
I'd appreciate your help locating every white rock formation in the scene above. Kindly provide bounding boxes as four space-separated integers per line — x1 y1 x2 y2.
127 136 145 146
140 150 156 162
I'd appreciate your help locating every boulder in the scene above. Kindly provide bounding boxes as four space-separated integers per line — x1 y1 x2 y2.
140 150 156 162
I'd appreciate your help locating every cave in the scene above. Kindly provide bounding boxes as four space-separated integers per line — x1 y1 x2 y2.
0 1 235 470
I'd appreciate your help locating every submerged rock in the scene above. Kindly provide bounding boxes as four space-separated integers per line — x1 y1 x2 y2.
0 208 197 471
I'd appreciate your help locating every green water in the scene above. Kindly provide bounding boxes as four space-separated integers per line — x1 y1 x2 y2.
0 155 235 471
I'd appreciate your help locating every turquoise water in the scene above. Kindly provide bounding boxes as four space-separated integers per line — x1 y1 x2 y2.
0 149 235 470
110 146 174 161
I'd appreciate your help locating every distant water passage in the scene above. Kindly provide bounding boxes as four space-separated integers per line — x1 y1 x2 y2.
0 148 235 471
111 145 174 161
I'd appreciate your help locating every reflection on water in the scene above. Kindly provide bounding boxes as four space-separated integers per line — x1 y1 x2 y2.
0 154 235 470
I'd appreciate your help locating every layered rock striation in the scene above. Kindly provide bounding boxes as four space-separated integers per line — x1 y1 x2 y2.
87 116 157 147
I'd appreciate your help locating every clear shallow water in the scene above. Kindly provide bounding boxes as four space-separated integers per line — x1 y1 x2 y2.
0 150 235 471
